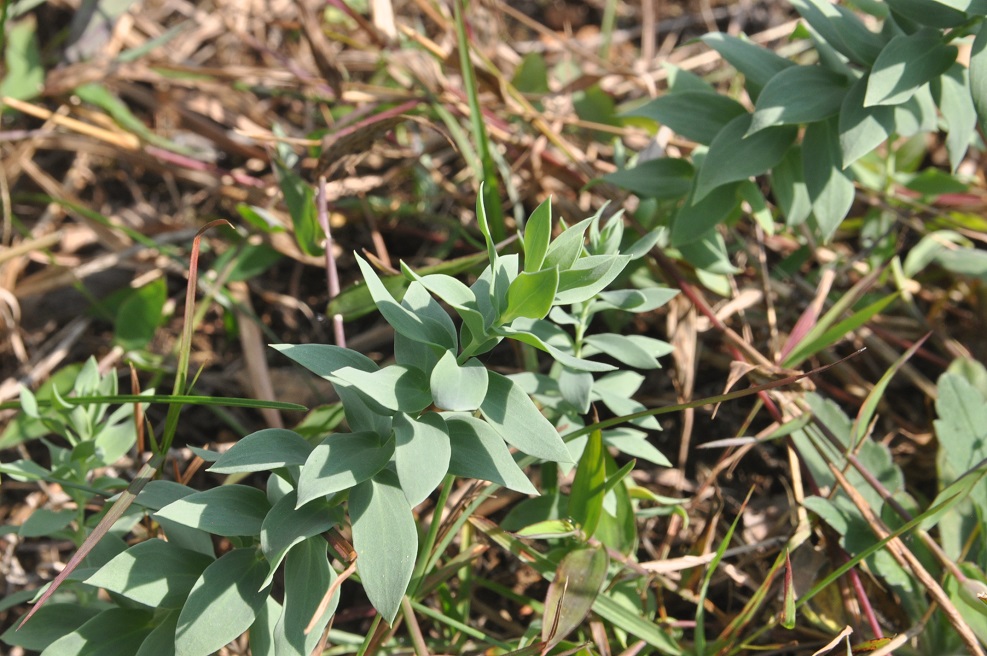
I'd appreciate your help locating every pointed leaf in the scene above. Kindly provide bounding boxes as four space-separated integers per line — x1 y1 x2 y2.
971 25 987 132
446 415 538 494
541 545 609 650
500 268 559 323
86 540 213 608
209 428 313 474
887 0 972 27
569 430 606 537
700 32 795 99
594 288 678 313
672 181 741 246
406 269 489 345
155 485 270 537
932 63 977 172
865 29 957 106
790 0 885 65
582 333 670 370
333 365 432 414
523 197 552 272
693 114 797 202
602 158 694 200
803 118 855 242
748 66 849 134
495 322 616 373
350 472 418 624
260 492 341 582
274 538 337 656
297 431 393 506
628 93 747 145
394 412 451 506
480 372 573 463
175 548 271 656
770 145 812 226
355 257 456 349
1 604 100 651
555 254 631 304
543 217 592 270
838 73 895 167
558 367 593 414
271 343 378 379
135 611 179 656
40 608 153 656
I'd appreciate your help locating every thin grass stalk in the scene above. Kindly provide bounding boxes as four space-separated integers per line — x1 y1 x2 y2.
451 0 504 242
828 463 985 656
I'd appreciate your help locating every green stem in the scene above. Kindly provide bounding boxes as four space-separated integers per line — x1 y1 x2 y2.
410 474 456 596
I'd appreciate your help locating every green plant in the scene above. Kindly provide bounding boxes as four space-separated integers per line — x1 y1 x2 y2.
604 0 986 292
0 358 140 547
2 197 685 655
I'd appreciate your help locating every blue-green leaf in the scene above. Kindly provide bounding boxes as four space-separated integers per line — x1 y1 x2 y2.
406 269 489 346
350 471 417 624
555 254 631 304
446 415 538 494
700 33 795 99
209 428 313 474
593 288 678 313
543 217 593 271
0 604 100 651
602 158 694 200
274 538 337 656
627 93 747 145
803 118 855 242
430 351 488 412
887 0 971 27
296 431 394 506
480 372 573 463
790 0 885 65
748 66 849 134
971 24 987 132
672 180 741 246
355 257 456 349
770 146 812 226
932 63 978 172
838 73 895 167
332 365 432 414
394 412 451 506
865 29 957 106
260 492 341 584
155 485 270 537
86 540 213 608
693 114 797 202
582 333 672 370
176 548 271 656
41 608 153 656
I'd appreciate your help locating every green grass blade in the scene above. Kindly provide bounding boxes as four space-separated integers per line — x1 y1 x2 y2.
452 0 504 242
783 292 898 368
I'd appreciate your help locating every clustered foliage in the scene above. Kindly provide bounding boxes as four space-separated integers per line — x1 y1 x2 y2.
1 199 678 655
605 0 987 293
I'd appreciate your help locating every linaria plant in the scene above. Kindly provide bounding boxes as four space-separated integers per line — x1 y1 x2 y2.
2 196 678 656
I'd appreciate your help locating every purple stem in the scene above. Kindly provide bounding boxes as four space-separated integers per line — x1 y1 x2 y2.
316 176 346 348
